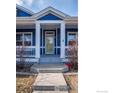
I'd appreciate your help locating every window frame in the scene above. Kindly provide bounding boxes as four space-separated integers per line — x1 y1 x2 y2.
67 32 78 45
16 32 32 46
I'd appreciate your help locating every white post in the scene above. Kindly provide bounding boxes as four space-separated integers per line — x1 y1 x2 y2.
35 22 40 59
60 22 65 58
42 27 44 55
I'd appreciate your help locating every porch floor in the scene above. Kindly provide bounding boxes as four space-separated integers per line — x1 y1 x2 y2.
30 63 69 73
40 55 62 63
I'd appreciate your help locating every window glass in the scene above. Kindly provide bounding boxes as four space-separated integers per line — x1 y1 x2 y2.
68 34 76 41
24 33 31 46
16 41 23 46
24 34 31 41
16 34 23 46
16 33 32 46
68 33 77 46
16 34 23 41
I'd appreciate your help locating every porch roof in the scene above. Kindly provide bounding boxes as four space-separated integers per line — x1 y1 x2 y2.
16 4 78 24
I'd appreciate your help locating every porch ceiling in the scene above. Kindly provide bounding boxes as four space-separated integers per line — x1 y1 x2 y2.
16 24 35 29
16 24 77 29
16 24 60 29
16 24 78 29
41 24 60 30
66 24 78 29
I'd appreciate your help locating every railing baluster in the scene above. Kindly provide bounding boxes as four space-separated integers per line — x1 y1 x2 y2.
16 46 35 57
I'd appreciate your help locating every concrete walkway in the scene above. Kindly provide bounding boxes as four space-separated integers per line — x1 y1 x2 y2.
33 91 68 93
32 73 69 93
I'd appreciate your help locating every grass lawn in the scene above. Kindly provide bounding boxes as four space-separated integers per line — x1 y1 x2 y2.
64 75 78 93
16 75 36 93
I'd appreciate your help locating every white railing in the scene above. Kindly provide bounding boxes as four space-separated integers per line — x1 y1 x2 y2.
16 46 35 57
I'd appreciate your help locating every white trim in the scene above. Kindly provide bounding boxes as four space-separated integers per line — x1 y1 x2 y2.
40 46 60 48
16 6 78 24
16 46 35 48
35 20 65 58
16 55 35 57
36 20 63 24
60 21 65 58
67 32 78 45
55 46 61 48
40 46 44 48
45 31 55 54
56 27 58 54
16 4 34 15
32 7 70 18
42 27 44 55
16 32 33 46
35 23 40 59
16 58 38 63
16 46 35 57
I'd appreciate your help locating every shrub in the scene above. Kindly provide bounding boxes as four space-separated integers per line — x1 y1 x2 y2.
66 41 78 71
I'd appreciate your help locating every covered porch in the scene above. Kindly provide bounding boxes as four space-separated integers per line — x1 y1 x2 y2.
16 5 78 63
16 20 77 63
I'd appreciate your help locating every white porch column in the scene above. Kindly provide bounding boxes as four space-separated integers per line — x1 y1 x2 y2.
60 21 65 58
35 22 40 59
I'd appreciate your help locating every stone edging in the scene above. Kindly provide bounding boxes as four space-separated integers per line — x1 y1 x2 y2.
16 72 37 76
63 72 78 76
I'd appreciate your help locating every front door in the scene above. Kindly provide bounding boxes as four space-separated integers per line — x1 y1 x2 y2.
45 31 54 54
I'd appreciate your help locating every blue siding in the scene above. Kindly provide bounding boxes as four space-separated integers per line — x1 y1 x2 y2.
57 28 60 46
43 31 45 46
40 48 42 55
43 48 45 54
38 13 62 20
57 48 60 55
16 8 32 17
40 29 42 46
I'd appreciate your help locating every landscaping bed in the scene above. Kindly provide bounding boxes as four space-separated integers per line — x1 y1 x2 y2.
64 74 78 93
16 63 33 72
16 75 36 93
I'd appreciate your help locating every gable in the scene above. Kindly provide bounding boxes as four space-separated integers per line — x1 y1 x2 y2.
37 13 62 20
16 8 32 17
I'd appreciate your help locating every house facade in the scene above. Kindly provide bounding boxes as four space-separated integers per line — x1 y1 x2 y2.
16 4 78 63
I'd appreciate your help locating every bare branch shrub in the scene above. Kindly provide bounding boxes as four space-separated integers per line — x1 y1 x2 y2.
16 45 26 70
67 41 78 71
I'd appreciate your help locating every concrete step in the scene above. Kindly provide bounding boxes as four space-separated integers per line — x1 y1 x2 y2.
32 91 69 93
32 73 69 91
40 58 61 63
30 64 68 73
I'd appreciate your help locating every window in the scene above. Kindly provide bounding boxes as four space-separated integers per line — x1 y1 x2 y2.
24 33 32 46
16 33 23 46
16 32 32 46
68 32 77 46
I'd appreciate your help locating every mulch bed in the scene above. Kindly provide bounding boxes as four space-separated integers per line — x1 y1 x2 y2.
16 63 33 72
64 75 78 93
16 75 36 93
